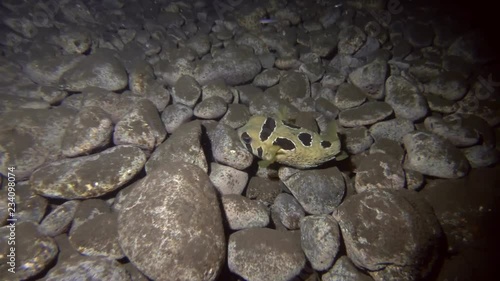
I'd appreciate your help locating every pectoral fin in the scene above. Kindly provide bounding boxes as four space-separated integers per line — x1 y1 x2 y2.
335 150 349 161
257 145 281 168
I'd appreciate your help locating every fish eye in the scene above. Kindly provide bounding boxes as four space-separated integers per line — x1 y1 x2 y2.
241 132 252 144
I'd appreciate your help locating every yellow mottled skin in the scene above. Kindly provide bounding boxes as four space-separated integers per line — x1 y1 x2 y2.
238 115 347 169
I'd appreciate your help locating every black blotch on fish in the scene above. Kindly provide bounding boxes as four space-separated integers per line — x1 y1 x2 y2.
298 133 312 146
273 137 296 150
241 132 252 144
260 117 276 141
321 140 332 148
257 147 263 158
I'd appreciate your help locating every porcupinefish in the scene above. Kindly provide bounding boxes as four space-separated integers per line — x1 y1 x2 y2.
238 114 347 169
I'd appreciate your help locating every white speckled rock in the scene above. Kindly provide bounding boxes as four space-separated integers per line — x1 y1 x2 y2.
118 162 225 281
59 52 128 91
403 131 470 179
209 162 248 195
228 228 305 281
113 99 167 152
38 200 80 237
30 145 146 199
193 96 228 119
222 194 269 230
300 215 341 271
161 103 194 133
208 123 254 170
62 106 113 157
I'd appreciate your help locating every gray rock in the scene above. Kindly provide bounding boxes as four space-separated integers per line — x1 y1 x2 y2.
321 70 347 90
0 94 51 113
209 162 248 195
113 99 167 152
201 80 234 103
354 36 381 59
354 153 406 193
59 52 128 91
185 33 211 57
71 199 111 235
424 115 479 147
319 6 342 28
0 107 76 180
209 123 254 170
228 228 305 281
253 68 281 88
403 131 470 179
322 256 373 281
69 212 124 259
315 97 340 120
338 25 366 55
278 71 311 105
385 75 428 121
343 126 373 154
38 200 80 237
310 28 339 57
15 181 48 223
220 104 251 129
128 61 156 95
369 118 415 142
329 53 364 77
280 167 345 215
161 103 193 133
424 93 459 114
59 1 95 25
62 106 113 157
391 38 412 60
461 145 499 168
118 162 225 281
194 46 261 86
171 75 201 108
405 169 425 191
222 194 269 230
57 26 92 54
447 31 495 64
0 222 58 280
299 62 325 83
348 58 388 99
31 145 146 199
193 96 228 119
460 114 496 149
334 189 443 281
0 56 22 85
300 215 341 271
3 16 37 38
5 83 68 105
404 21 434 48
235 33 268 56
456 91 500 127
424 72 468 101
272 193 306 230
259 52 276 69
62 88 133 123
333 83 367 110
146 120 208 173
245 176 282 206
339 101 393 127
408 60 442 83
23 54 85 86
370 138 405 163
237 84 264 106
154 57 195 87
44 256 130 281
442 55 472 78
